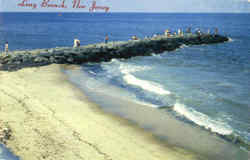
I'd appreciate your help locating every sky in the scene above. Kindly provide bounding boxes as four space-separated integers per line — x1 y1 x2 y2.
0 0 250 12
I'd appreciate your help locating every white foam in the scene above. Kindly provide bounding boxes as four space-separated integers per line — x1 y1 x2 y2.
106 60 172 95
101 59 171 104
228 37 234 42
74 67 159 108
133 99 159 108
120 64 151 75
101 59 151 77
180 44 188 48
123 74 171 95
89 71 96 75
173 103 233 135
151 53 164 58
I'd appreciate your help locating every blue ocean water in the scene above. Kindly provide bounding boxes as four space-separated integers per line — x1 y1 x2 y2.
0 13 250 159
0 144 19 160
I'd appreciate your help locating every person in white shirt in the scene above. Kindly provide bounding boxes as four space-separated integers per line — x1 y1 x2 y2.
164 29 169 36
73 39 80 48
5 42 8 53
178 29 181 36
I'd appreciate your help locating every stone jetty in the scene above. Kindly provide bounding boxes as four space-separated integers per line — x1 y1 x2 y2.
0 34 229 71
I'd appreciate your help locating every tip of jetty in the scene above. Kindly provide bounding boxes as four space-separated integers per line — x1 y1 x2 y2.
0 34 228 71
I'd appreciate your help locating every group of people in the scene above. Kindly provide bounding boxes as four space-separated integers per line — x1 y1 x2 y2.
164 29 185 37
164 27 219 37
4 28 220 52
72 27 219 48
73 34 109 48
3 35 109 53
130 27 219 41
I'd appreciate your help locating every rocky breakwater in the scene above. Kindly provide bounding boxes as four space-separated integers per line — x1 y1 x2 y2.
0 34 229 71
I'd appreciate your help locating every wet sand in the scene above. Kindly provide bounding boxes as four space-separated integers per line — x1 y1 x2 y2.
65 66 250 160
0 64 202 160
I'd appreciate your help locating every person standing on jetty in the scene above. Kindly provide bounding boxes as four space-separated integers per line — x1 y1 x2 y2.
105 34 109 44
195 28 202 36
5 42 9 53
165 29 172 37
165 29 169 36
131 35 139 40
73 39 80 48
178 29 181 36
4 42 9 54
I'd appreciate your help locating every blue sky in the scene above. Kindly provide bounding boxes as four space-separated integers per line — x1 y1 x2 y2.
0 0 250 12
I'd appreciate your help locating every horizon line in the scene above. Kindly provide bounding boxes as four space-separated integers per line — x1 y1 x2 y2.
0 11 250 14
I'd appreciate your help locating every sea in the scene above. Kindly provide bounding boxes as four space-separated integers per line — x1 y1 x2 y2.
0 13 249 160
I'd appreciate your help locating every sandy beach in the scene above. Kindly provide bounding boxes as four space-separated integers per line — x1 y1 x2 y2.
0 64 202 160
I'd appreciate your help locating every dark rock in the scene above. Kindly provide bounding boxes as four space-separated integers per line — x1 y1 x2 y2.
49 57 56 63
66 57 74 63
34 57 49 63
0 34 229 71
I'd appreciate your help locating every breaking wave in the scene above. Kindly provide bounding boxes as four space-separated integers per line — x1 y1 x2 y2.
123 74 171 95
173 103 233 135
88 59 249 146
102 59 171 96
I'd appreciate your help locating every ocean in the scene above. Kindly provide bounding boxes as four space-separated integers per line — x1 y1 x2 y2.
0 13 249 159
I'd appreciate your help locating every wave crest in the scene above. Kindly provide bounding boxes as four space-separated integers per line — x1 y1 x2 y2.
173 103 233 135
123 74 171 95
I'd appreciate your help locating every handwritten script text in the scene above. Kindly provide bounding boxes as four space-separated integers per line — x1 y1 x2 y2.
17 0 110 12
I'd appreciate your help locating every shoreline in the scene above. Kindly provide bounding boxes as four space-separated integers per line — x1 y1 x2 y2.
0 64 203 160
64 65 250 160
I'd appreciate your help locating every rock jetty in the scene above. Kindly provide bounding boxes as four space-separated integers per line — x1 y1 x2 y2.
0 34 229 71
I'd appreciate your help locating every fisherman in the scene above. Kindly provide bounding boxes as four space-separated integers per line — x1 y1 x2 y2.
131 35 139 40
178 29 181 36
207 29 210 34
181 31 184 36
164 29 169 36
195 28 201 36
5 42 8 54
164 29 171 37
73 39 80 48
169 32 172 37
105 34 109 44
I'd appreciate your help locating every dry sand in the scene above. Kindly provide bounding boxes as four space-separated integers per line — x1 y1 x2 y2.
0 64 202 160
